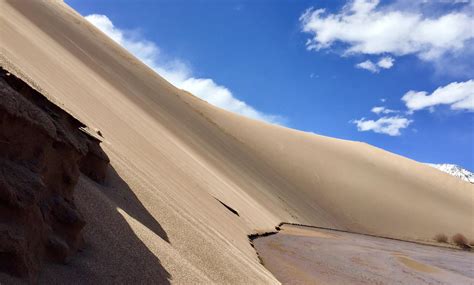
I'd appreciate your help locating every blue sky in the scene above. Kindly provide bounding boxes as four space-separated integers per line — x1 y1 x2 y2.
66 0 474 169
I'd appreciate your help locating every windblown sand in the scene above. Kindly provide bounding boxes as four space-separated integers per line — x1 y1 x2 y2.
1 0 473 283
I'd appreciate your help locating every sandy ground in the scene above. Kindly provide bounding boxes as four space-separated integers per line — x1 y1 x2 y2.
1 0 473 283
254 225 474 284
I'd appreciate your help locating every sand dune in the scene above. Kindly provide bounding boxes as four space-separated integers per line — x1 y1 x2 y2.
1 0 472 283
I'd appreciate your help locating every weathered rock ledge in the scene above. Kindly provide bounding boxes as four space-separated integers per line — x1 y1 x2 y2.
0 67 109 282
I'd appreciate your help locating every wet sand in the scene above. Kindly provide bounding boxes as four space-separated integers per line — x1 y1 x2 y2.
254 225 474 284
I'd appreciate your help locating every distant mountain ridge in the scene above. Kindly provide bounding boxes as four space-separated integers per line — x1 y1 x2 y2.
426 163 474 183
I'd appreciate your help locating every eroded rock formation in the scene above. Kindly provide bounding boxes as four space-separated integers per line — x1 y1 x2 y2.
0 67 109 281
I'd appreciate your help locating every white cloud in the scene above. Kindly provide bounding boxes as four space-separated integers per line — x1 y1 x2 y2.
356 56 395 72
352 116 413 136
179 78 283 123
356 60 379 72
84 14 161 68
371 106 397 114
402 80 474 111
377 56 394 69
300 0 474 61
353 79 473 136
85 14 284 125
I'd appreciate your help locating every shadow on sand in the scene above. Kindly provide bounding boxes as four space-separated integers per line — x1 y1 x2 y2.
102 167 169 243
37 166 171 284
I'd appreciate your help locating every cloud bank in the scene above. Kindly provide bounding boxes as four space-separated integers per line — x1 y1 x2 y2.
300 0 474 73
85 14 284 125
300 0 474 59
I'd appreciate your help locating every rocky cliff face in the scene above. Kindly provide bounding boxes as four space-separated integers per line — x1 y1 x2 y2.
0 67 109 282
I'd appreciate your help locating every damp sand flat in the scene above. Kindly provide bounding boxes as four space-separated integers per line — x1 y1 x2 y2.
253 225 474 284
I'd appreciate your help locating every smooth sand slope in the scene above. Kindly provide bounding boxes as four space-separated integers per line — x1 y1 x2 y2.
1 0 473 283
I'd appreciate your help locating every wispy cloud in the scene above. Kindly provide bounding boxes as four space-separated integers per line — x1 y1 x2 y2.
352 116 413 136
371 106 398 114
356 56 395 73
85 14 285 125
402 80 474 112
356 60 379 73
377 56 394 69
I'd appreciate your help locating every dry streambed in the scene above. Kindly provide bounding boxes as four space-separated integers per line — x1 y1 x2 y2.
253 224 474 284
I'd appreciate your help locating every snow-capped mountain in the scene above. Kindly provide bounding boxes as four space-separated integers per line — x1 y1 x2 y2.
426 163 474 184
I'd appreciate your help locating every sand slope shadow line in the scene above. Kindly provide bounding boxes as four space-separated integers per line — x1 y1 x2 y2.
37 167 172 284
101 167 170 243
214 197 240 217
